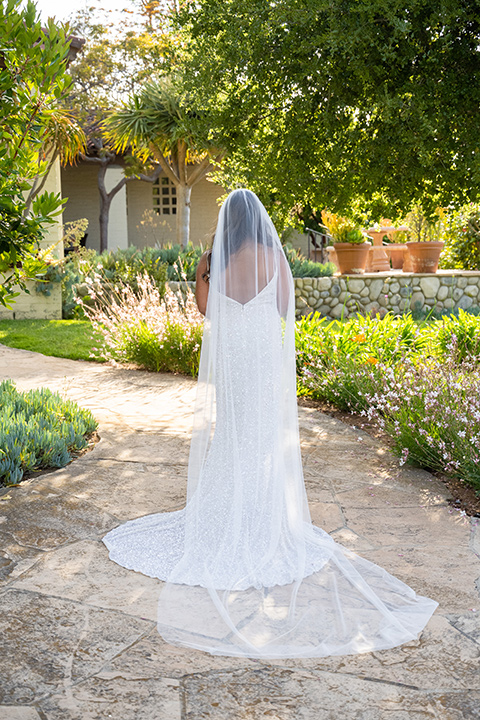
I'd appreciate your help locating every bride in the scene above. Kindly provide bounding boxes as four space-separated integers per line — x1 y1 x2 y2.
103 188 438 658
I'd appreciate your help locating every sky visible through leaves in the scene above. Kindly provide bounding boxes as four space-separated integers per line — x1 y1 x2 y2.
25 0 130 24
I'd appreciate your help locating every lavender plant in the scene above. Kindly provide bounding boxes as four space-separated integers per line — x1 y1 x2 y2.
362 356 480 493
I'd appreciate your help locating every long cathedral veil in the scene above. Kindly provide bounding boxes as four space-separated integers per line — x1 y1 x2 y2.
156 189 438 658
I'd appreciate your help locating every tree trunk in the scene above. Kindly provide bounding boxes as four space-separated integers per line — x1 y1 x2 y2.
97 161 111 253
176 182 191 249
81 151 163 254
99 196 111 253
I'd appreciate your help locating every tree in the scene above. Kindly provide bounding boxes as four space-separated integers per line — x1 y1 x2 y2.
0 0 79 307
62 1 182 252
79 134 163 253
105 78 224 248
176 0 480 226
24 107 86 216
66 1 178 122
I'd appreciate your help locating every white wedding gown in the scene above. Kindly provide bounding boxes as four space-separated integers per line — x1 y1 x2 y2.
103 189 438 658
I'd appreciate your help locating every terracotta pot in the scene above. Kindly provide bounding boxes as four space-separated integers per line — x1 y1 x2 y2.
333 242 371 274
402 248 414 273
406 241 444 274
388 244 407 270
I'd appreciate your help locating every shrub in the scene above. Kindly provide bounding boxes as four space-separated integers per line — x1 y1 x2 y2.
296 312 429 386
298 311 480 493
363 357 480 494
94 246 169 290
61 244 206 318
85 272 204 376
440 204 480 270
434 309 480 363
282 243 335 277
0 380 98 485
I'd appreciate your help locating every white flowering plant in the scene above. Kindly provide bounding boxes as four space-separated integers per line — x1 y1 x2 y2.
83 270 204 376
298 312 480 493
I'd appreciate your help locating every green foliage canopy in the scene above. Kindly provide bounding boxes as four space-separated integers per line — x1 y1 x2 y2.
66 2 178 122
177 0 480 226
0 0 74 307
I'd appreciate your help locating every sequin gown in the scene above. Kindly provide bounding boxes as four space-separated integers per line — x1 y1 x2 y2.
103 277 333 588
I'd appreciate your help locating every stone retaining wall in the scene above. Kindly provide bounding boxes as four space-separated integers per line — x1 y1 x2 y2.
170 272 480 320
294 271 480 319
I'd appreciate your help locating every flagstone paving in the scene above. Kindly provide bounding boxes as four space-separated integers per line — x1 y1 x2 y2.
0 344 479 720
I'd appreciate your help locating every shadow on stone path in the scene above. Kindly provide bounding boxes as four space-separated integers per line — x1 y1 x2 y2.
0 344 479 720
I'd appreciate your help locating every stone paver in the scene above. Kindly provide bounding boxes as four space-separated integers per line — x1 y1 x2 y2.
0 344 479 719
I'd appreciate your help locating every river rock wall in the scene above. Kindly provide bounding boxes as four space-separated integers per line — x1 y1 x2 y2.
294 272 480 319
168 272 480 320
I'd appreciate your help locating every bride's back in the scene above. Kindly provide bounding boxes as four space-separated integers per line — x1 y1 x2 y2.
222 243 276 305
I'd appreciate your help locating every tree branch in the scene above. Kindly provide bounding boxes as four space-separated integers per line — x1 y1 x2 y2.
130 163 163 183
186 153 224 188
149 146 179 185
79 152 114 165
170 146 179 179
107 176 127 201
23 148 59 216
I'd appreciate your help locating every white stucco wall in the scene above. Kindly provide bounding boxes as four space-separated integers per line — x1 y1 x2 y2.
62 162 225 251
41 156 64 257
126 174 224 248
62 163 100 251
105 166 128 251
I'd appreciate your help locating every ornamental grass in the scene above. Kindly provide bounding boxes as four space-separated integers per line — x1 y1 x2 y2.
85 271 204 376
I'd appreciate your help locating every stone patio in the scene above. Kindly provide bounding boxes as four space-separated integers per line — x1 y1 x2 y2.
0 344 479 719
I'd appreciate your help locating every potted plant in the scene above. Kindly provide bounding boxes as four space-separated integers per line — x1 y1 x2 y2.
321 211 371 274
403 206 444 273
387 226 411 270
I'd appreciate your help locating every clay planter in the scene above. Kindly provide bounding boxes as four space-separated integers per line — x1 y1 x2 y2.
333 242 371 274
406 241 444 274
387 244 407 270
402 250 414 273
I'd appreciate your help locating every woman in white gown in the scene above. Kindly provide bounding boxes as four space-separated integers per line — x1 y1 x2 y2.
103 188 438 658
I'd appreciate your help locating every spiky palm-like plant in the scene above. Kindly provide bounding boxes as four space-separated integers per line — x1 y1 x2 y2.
24 106 87 215
105 78 224 248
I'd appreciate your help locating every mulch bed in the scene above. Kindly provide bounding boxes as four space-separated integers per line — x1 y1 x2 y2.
298 397 480 518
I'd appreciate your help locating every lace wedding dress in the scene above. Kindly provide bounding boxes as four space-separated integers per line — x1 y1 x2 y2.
103 189 438 658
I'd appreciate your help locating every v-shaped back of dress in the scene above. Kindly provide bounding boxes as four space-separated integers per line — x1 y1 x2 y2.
221 271 277 309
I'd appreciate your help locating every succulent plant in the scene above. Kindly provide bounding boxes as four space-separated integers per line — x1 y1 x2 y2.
0 381 97 486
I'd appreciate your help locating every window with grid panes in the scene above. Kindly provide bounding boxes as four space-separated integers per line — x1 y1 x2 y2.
153 177 177 215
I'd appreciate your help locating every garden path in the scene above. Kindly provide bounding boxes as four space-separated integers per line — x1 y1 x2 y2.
0 344 479 720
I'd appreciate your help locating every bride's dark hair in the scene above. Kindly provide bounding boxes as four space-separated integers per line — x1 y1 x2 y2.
220 189 274 268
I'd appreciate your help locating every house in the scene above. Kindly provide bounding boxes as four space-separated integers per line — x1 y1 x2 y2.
61 158 225 253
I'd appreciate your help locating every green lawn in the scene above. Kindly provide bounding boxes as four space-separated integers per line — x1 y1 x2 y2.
0 319 104 362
